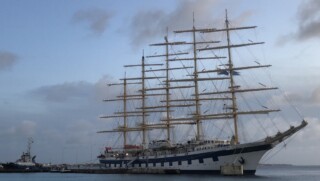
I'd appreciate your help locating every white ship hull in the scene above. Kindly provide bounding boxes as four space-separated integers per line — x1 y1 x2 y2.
99 142 271 175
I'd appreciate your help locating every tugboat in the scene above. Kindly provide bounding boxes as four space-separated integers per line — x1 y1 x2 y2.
1 138 49 172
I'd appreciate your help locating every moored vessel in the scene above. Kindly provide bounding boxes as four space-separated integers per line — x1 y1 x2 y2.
97 10 307 175
1 138 49 172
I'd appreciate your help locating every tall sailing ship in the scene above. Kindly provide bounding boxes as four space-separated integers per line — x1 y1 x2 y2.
97 11 307 175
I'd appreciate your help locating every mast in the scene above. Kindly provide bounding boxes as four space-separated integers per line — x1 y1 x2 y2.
195 10 271 144
100 56 175 147
100 77 140 148
163 15 222 140
141 53 147 146
123 73 127 147
148 31 204 141
192 13 202 141
165 34 171 141
225 10 239 144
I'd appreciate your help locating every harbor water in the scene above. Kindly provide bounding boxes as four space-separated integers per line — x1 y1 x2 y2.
0 165 319 181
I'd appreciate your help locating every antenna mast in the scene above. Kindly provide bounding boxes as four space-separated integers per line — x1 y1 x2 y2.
27 137 33 155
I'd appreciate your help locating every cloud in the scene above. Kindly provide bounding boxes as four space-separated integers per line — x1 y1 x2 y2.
296 20 320 41
295 0 320 41
129 10 166 48
65 120 96 145
31 81 93 103
265 86 320 124
0 51 18 71
128 0 252 48
311 86 320 104
30 75 120 104
26 76 120 131
277 0 320 45
269 91 305 106
94 75 121 101
269 85 320 107
290 86 320 106
72 8 113 36
1 120 37 138
0 75 122 163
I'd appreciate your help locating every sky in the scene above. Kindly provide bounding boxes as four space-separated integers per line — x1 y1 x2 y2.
0 0 320 165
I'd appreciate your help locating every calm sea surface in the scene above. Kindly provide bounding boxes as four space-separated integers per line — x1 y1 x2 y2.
0 165 319 181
